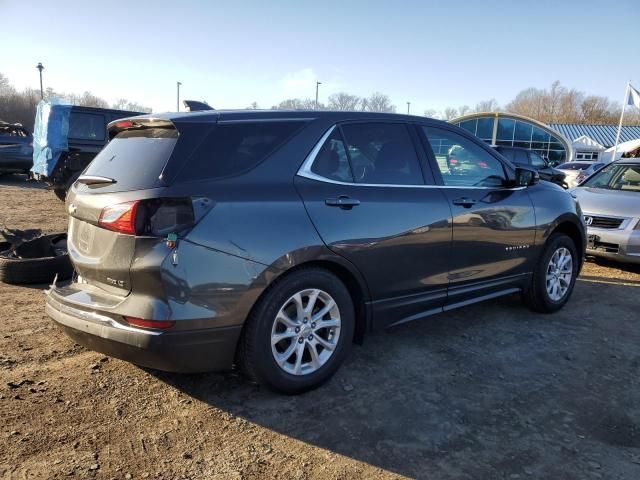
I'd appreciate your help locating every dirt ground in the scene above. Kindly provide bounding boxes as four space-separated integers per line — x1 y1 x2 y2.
1 175 640 480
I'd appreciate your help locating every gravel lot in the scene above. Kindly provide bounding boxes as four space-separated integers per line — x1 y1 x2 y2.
1 175 639 480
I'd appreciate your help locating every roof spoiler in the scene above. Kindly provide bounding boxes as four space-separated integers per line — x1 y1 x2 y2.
183 100 214 112
107 118 176 140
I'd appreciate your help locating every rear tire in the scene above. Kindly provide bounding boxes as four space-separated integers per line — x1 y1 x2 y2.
524 233 578 313
238 267 354 394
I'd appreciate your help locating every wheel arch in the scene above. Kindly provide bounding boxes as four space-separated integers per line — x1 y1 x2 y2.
548 218 585 270
239 255 371 354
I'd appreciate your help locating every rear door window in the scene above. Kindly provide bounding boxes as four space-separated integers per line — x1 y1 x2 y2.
176 121 304 182
339 122 424 185
68 113 105 141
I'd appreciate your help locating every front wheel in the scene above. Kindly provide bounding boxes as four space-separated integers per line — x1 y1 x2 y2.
238 268 355 394
524 233 578 313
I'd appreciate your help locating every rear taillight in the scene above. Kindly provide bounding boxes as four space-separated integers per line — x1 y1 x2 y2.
98 198 195 236
98 201 139 235
124 316 175 329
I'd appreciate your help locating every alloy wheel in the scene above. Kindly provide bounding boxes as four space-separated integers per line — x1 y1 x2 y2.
545 247 573 301
270 288 341 376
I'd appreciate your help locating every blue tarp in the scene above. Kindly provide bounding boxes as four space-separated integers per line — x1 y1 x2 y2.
31 99 72 176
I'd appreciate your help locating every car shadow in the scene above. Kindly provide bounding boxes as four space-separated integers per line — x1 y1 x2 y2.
0 173 48 189
147 278 640 478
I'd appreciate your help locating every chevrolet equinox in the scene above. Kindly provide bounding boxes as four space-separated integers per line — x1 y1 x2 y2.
46 110 586 394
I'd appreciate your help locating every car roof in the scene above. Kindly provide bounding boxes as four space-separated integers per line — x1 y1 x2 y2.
125 109 452 126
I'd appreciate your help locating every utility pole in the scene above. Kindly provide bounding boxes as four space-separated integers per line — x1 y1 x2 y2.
315 81 322 110
177 81 182 112
36 63 44 100
407 102 411 114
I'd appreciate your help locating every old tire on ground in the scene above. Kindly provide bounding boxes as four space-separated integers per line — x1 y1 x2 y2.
238 267 355 394
0 234 73 285
524 233 578 313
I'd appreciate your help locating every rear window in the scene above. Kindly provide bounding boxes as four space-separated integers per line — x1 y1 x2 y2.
81 128 178 191
68 113 106 141
175 121 304 182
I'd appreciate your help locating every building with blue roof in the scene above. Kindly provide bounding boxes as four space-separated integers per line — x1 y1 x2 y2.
451 112 640 163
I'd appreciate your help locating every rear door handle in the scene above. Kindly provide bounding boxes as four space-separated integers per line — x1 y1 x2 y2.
452 197 477 208
325 195 360 209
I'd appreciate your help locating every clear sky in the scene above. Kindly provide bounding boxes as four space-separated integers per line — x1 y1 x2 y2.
1 0 638 114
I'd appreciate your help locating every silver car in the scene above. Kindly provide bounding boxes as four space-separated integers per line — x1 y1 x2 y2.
572 159 640 264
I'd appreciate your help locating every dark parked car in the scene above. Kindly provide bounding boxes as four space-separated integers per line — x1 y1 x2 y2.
31 105 143 200
0 122 33 174
495 146 567 188
46 110 586 394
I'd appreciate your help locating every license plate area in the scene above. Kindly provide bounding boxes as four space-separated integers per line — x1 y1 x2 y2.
77 221 96 254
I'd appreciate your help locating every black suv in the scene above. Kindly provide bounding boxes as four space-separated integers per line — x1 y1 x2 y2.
495 146 568 188
46 110 586 394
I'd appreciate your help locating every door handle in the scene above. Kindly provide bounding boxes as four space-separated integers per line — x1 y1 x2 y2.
452 197 477 208
325 195 360 210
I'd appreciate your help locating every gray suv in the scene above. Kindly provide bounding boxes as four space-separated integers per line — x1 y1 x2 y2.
46 110 586 393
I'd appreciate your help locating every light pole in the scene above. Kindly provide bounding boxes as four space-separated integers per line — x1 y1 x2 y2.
407 102 411 114
176 81 182 112
315 81 322 110
36 63 44 100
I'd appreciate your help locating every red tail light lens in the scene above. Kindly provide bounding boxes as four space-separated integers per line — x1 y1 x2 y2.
97 198 197 236
98 201 140 235
124 316 175 329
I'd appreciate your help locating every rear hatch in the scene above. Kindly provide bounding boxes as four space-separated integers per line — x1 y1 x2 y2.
66 119 184 295
66 114 306 295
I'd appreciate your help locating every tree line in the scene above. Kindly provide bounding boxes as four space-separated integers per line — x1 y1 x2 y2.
0 72 152 131
430 81 640 125
2 71 638 133
260 91 398 112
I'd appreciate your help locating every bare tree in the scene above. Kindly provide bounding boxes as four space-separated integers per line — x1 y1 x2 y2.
443 107 458 120
0 73 13 95
246 101 259 110
362 92 396 113
423 108 438 118
112 98 151 112
475 98 499 113
580 95 617 123
273 98 324 110
328 92 362 111
458 105 471 116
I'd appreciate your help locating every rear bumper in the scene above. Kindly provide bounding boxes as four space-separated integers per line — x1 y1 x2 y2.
46 288 242 372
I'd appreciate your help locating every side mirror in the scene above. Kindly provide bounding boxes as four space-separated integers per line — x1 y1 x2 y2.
515 167 539 187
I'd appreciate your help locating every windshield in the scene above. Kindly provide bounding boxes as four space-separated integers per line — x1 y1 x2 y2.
581 163 640 191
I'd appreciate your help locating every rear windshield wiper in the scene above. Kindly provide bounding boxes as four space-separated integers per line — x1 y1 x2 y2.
76 175 117 185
